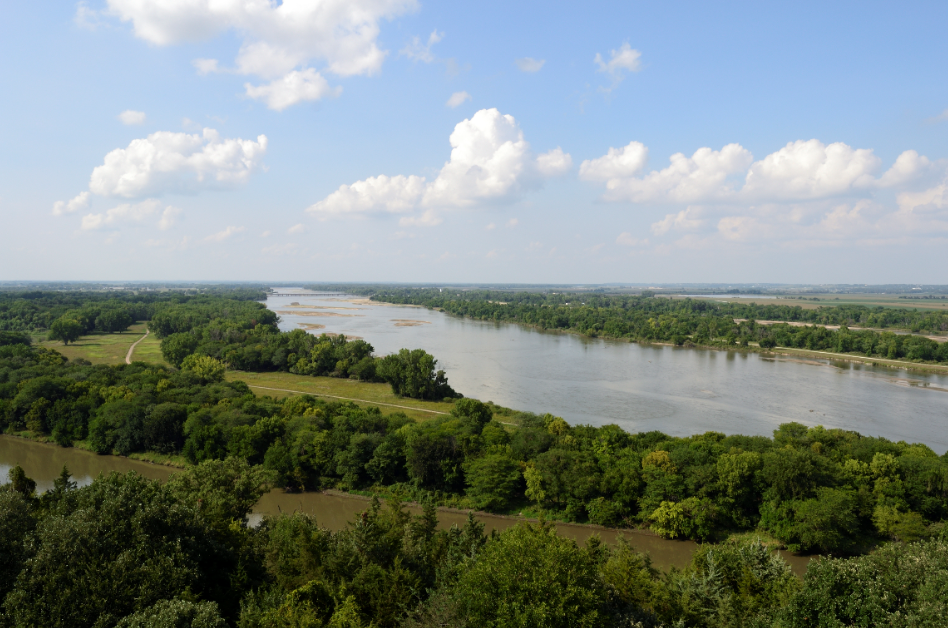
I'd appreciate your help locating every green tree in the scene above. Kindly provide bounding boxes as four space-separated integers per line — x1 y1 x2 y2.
181 354 226 383
450 522 609 628
115 599 227 628
376 349 458 400
48 316 84 345
96 308 135 333
160 332 200 367
464 453 521 511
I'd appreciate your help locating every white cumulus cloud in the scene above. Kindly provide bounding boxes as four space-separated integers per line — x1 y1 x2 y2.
515 57 545 72
579 141 648 182
446 91 471 108
52 191 91 216
88 128 267 198
106 0 417 108
118 109 146 125
308 109 571 223
245 68 341 111
158 206 182 230
287 223 306 234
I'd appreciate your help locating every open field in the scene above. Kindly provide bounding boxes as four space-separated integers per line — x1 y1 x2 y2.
662 293 948 311
38 323 167 366
225 370 456 422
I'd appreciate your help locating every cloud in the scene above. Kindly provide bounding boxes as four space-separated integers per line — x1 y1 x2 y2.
310 175 426 217
485 223 496 230
204 226 246 242
80 199 163 230
446 91 471 108
928 108 948 123
616 232 647 247
308 109 570 223
583 139 940 205
106 0 417 108
584 143 753 204
507 218 519 227
594 42 641 91
651 207 708 235
287 223 306 234
579 141 648 182
158 206 182 230
536 147 573 177
75 2 104 30
52 191 90 216
87 128 267 198
515 57 545 72
192 58 219 75
401 30 443 63
118 110 146 125
244 68 341 111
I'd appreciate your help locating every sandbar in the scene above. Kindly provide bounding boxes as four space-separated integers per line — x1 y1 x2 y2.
391 319 431 327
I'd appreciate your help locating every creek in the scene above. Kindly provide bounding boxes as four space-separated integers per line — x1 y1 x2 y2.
0 435 811 574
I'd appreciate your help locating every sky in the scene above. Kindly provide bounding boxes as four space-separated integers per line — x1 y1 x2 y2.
1 1 947 284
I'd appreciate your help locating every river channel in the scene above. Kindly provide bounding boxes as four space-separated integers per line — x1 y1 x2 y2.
270 290 948 454
0 435 813 574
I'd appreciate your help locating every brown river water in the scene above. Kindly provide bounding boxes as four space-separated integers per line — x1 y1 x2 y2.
0 436 811 575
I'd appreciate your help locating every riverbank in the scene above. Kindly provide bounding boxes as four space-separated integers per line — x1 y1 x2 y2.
421 303 948 375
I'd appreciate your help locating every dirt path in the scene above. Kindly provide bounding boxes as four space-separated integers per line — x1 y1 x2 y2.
125 330 149 364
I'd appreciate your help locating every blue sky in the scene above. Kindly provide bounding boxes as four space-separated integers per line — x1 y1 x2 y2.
1 1 947 283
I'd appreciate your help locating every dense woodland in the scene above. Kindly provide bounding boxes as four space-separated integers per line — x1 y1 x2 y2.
1 288 947 625
321 287 948 364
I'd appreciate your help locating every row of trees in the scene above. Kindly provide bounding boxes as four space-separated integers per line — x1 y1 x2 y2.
328 288 948 364
3 462 947 627
159 318 459 401
3 338 945 554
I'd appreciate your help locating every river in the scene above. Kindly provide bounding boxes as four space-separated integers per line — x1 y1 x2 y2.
0 435 812 574
269 290 948 454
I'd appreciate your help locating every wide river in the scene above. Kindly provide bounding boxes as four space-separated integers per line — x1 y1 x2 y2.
270 290 948 453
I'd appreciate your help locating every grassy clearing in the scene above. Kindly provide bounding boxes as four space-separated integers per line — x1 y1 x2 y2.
225 370 456 422
129 329 168 366
39 323 153 365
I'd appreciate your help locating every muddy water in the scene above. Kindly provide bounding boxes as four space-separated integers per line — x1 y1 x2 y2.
269 290 948 454
0 436 810 575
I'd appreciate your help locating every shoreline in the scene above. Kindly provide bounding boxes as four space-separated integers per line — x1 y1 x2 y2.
412 303 948 375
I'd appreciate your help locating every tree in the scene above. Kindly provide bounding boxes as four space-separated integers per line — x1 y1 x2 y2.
376 349 458 400
181 354 226 383
160 332 200 367
96 308 134 333
115 599 227 628
464 453 521 511
48 317 84 345
450 522 609 628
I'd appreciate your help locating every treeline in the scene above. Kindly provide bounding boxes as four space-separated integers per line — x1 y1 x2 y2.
3 463 947 627
308 285 948 333
154 302 458 400
321 287 948 364
3 338 947 555
0 288 267 334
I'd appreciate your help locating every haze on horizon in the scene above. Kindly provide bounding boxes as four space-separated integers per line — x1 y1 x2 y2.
1 1 946 284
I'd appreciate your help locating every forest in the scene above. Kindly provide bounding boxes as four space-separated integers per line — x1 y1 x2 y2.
1 287 947 625
316 286 948 365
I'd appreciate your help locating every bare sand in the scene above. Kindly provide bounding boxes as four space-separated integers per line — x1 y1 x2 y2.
284 305 364 310
277 311 364 318
391 319 431 327
322 332 363 340
297 323 326 330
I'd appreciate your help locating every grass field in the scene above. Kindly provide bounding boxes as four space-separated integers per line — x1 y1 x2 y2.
38 323 167 366
225 370 456 422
